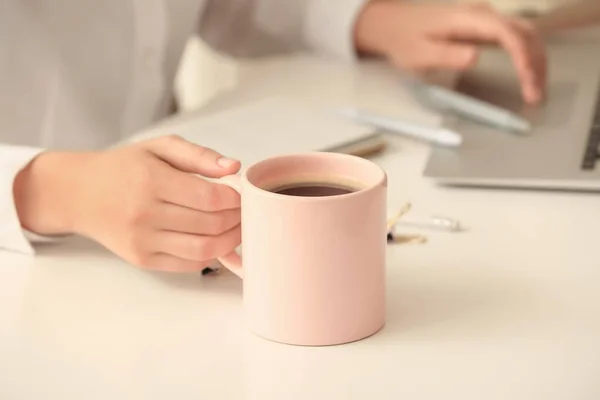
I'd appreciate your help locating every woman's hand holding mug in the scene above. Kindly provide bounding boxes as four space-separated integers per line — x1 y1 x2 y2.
16 137 388 346
14 135 243 271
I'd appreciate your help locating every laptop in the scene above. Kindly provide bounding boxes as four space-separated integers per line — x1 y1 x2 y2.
423 39 600 191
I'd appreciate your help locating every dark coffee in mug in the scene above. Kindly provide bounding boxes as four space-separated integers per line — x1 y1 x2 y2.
269 181 361 197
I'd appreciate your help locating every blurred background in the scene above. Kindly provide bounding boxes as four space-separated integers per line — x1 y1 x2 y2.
173 0 579 112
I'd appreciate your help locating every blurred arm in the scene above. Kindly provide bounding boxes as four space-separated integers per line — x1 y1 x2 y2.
198 0 369 61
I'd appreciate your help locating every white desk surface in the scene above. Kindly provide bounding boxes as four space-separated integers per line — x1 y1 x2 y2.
2 56 600 400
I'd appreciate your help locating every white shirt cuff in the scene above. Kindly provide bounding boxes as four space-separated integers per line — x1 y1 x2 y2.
0 146 63 255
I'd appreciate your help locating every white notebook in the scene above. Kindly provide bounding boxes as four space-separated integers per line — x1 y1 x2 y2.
131 97 381 168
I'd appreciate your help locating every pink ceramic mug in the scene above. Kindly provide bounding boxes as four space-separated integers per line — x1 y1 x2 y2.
216 152 387 346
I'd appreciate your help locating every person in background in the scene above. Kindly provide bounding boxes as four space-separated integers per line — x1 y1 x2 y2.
1 0 546 271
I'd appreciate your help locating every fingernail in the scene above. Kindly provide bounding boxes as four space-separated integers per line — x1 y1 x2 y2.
217 157 238 168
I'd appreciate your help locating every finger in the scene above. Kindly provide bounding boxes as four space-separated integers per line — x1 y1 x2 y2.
511 18 547 101
473 16 537 103
400 42 479 71
151 225 242 262
142 135 241 178
156 166 240 211
475 17 540 104
143 253 212 272
440 9 540 103
156 203 241 236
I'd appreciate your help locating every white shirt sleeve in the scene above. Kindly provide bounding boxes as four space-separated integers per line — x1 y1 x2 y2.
199 0 368 61
0 145 58 255
303 0 369 62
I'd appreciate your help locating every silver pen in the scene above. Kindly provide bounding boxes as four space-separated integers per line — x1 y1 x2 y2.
407 78 532 135
336 108 463 147
396 216 462 232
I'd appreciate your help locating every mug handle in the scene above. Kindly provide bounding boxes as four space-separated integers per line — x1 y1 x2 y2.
214 174 244 279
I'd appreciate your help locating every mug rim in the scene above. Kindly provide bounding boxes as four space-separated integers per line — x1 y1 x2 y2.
241 152 386 202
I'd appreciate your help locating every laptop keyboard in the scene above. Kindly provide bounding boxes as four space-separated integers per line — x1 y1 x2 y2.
582 88 600 170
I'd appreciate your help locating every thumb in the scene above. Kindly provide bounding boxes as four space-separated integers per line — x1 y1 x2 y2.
143 135 241 178
409 41 479 71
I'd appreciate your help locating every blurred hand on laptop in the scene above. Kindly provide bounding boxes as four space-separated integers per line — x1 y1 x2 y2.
354 1 547 105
